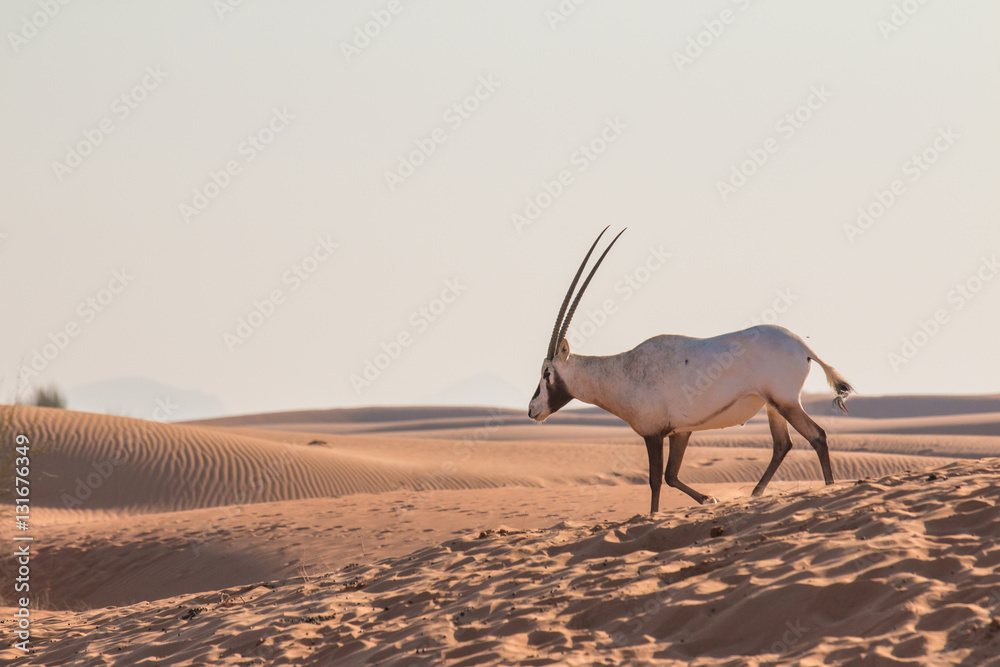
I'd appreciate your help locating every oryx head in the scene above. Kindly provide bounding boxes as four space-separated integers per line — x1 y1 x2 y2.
528 226 626 421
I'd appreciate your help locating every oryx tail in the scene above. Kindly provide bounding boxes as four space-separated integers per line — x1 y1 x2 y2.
809 354 854 414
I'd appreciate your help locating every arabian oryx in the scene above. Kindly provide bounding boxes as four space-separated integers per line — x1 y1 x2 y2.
528 227 854 511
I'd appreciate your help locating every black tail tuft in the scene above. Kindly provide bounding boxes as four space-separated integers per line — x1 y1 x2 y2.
832 379 854 414
810 355 854 414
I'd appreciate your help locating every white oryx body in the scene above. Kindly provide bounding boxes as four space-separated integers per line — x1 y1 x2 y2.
528 228 853 511
554 326 827 437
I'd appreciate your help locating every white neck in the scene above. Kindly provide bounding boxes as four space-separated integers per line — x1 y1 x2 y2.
557 354 628 418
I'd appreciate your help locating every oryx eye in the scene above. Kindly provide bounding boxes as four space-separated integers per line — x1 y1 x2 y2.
543 369 551 382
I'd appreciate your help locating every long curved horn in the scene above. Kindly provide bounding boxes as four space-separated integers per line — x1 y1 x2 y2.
546 226 609 360
556 227 626 350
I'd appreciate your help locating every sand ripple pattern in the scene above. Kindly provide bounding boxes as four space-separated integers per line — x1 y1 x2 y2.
6 406 971 515
8 407 532 513
12 459 1000 666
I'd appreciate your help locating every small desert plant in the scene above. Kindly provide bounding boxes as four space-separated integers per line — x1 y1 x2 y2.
0 375 52 501
0 403 19 500
31 384 66 409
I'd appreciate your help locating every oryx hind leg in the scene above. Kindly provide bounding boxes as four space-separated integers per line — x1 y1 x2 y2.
773 400 834 485
665 431 717 505
643 435 664 514
752 404 793 497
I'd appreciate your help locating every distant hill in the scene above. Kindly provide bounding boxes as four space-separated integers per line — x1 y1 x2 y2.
422 373 526 409
65 377 225 422
190 394 1000 438
802 393 1000 418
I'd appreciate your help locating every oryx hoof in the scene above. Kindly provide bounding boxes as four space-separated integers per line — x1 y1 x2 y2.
702 496 720 505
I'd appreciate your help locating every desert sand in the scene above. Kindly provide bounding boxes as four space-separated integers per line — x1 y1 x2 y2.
1 397 999 665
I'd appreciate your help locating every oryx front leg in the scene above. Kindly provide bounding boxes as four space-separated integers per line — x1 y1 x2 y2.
752 404 793 497
643 435 664 514
665 432 718 505
775 401 834 486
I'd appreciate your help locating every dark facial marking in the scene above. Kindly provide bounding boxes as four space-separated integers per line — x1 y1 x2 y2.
545 367 574 414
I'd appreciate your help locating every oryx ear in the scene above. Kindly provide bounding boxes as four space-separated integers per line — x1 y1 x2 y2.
557 338 571 362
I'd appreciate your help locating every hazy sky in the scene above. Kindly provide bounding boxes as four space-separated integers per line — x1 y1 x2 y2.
1 1 998 419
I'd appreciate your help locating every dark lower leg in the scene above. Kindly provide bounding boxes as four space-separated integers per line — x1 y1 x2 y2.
776 401 834 485
753 404 793 496
811 434 834 484
665 432 714 504
644 435 664 513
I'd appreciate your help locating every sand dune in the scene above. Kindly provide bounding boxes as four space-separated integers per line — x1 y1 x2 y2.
800 393 1000 419
190 394 1000 440
5 406 973 518
8 407 603 514
3 398 1000 665
831 412 1000 437
14 482 817 612
6 459 999 666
